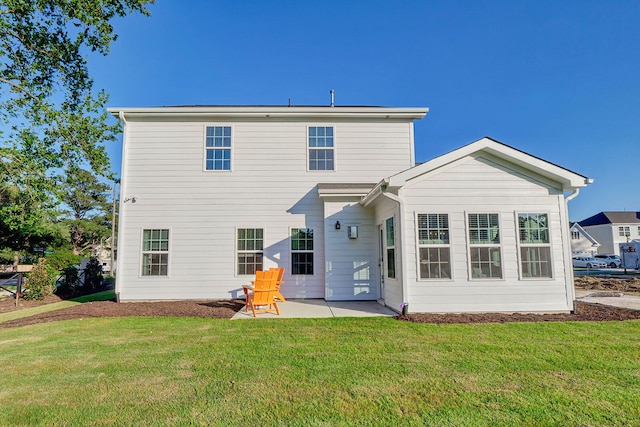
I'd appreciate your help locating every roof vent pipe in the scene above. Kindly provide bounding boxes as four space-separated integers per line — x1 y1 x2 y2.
330 89 335 107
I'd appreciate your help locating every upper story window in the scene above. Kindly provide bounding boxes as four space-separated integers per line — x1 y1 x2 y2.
308 126 334 171
468 213 502 279
571 230 580 240
205 126 231 171
619 226 630 237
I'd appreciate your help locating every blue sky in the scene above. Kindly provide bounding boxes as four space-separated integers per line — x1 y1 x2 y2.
90 0 640 222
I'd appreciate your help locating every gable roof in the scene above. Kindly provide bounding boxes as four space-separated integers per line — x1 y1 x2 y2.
570 223 600 246
385 137 590 190
579 211 640 226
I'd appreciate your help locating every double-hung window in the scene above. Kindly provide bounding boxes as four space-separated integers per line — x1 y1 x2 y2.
619 226 630 237
308 126 334 170
417 214 451 279
385 217 396 278
291 228 314 275
237 228 263 275
205 126 231 170
468 213 502 279
518 213 552 278
141 229 169 276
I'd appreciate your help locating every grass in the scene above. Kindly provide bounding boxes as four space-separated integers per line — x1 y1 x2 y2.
0 290 115 323
0 316 638 426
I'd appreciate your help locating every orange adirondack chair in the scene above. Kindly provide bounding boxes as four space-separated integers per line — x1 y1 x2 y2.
269 267 286 302
244 269 280 317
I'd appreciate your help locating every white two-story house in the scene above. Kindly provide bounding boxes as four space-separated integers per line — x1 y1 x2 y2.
109 105 590 313
579 211 640 255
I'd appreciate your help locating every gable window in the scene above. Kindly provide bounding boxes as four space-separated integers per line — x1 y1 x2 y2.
237 228 263 275
291 228 314 275
308 126 334 170
468 213 502 279
386 217 396 278
142 229 169 276
619 226 630 237
571 230 580 240
205 126 231 170
518 213 552 278
417 213 451 279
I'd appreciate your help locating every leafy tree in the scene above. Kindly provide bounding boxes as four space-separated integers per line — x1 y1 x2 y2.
0 184 68 267
60 167 112 254
0 0 153 256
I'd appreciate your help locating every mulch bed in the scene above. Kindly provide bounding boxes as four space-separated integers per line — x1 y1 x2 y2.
1 276 640 328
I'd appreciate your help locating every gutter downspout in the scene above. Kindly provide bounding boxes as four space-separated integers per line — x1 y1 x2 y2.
380 183 409 315
114 111 128 303
563 188 580 312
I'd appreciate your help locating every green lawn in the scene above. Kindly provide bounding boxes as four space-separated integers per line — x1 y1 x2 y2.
0 317 638 426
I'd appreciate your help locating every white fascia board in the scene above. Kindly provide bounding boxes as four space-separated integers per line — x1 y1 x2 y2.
389 137 591 190
107 106 429 120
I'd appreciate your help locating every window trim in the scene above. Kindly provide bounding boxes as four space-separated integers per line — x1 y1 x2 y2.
235 227 264 276
516 212 554 280
140 228 171 278
415 212 453 281
466 212 503 281
306 125 336 172
385 217 396 279
203 124 233 172
290 227 315 275
619 226 631 237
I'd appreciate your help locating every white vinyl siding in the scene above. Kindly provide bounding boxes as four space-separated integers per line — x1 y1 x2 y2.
400 154 571 313
116 118 416 300
417 213 451 279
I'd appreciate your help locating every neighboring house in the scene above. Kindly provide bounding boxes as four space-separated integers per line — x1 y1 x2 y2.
579 211 640 256
569 222 600 257
109 105 590 313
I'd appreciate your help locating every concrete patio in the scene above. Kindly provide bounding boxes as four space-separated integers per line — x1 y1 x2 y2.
232 299 398 320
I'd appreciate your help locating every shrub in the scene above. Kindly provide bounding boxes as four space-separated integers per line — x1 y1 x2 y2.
45 249 81 271
56 265 80 297
83 257 103 291
23 258 56 300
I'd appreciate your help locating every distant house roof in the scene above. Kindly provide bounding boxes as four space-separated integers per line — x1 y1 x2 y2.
579 211 640 226
570 223 600 246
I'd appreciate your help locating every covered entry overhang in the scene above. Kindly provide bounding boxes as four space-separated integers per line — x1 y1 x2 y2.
317 183 380 301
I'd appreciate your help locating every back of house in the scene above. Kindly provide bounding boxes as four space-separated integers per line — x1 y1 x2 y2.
110 105 590 313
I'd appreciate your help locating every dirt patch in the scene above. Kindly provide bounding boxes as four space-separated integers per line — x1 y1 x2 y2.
1 276 639 328
574 275 640 295
0 295 245 329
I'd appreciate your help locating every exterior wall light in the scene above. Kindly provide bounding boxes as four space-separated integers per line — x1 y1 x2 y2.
335 221 341 230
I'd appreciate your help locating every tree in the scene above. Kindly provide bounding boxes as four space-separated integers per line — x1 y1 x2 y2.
60 167 112 254
0 0 153 236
